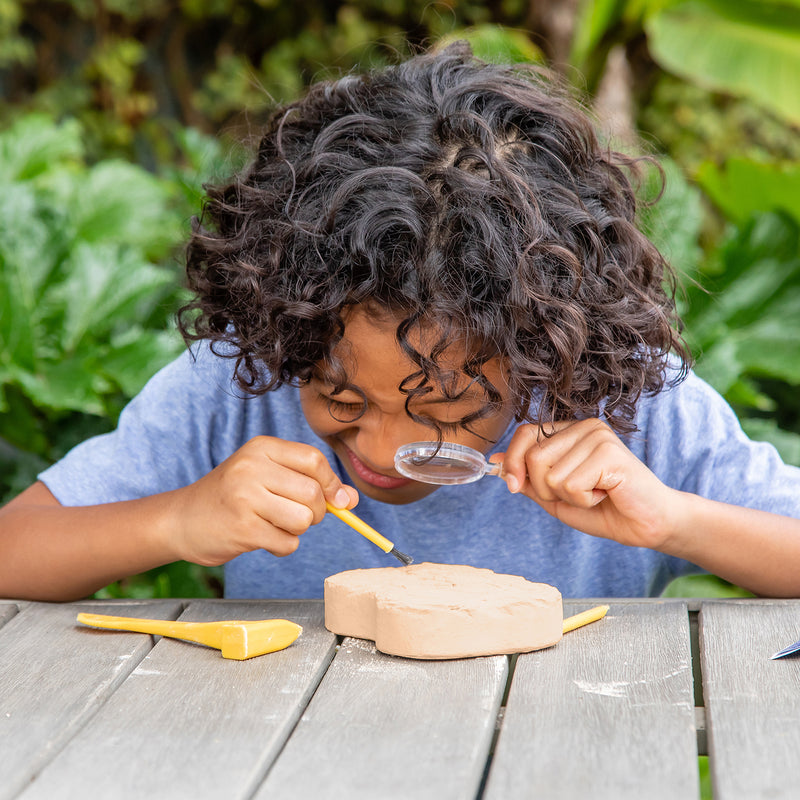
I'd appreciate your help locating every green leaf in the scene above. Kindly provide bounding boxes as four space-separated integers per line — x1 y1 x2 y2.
662 573 754 597
682 212 800 343
734 307 800 385
724 377 776 412
741 417 800 466
0 385 49 453
102 327 184 397
646 0 800 125
696 157 800 224
636 157 703 278
437 25 544 64
94 562 223 599
691 337 744 394
49 242 175 353
702 255 798 332
0 114 83 183
570 0 627 71
49 160 182 258
682 212 800 402
12 357 110 416
0 182 67 297
0 183 71 373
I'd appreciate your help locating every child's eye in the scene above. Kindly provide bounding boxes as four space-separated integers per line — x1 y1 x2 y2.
323 395 367 421
320 392 471 436
436 420 466 436
327 398 364 413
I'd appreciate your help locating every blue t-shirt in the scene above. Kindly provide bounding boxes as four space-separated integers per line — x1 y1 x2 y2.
39 344 800 598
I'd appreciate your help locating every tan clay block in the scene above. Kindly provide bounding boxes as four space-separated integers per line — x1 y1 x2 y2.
324 562 563 659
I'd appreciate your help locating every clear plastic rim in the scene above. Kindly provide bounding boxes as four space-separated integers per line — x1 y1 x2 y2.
393 441 490 484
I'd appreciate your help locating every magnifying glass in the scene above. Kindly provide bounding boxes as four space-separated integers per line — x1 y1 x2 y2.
393 441 503 485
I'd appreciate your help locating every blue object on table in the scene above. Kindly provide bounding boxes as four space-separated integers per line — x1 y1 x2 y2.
771 638 800 659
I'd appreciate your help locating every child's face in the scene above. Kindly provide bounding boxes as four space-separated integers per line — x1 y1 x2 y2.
299 306 514 504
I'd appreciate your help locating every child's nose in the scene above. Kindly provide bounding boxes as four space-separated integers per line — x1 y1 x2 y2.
354 416 430 471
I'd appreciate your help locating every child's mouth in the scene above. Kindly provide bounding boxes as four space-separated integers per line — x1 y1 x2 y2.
342 446 412 490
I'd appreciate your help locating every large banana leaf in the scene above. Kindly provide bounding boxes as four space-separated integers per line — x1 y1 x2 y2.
646 0 800 125
696 158 800 225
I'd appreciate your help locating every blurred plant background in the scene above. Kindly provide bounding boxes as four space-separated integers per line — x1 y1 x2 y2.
0 0 798 602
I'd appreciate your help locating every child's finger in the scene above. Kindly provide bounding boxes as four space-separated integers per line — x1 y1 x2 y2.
246 437 357 514
501 420 582 497
536 426 622 507
541 453 616 508
252 488 320 536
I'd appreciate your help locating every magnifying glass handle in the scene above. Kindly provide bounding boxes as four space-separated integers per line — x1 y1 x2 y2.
485 461 504 478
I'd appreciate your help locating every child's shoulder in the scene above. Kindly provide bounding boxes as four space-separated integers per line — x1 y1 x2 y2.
635 361 742 441
128 340 299 428
147 340 251 396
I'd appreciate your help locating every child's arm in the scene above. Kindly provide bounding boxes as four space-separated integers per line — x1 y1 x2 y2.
0 436 358 602
498 419 800 598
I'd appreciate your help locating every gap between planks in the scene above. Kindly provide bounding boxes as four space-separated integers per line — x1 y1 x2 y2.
472 601 708 800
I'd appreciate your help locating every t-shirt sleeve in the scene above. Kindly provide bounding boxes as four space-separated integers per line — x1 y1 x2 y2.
38 344 244 506
638 369 800 518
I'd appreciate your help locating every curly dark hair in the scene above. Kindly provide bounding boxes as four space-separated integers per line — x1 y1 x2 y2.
180 42 690 436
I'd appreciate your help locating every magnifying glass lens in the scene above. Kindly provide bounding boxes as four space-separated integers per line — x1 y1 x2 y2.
394 442 496 485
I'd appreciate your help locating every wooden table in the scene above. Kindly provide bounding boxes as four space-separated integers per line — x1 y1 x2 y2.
2 597 799 799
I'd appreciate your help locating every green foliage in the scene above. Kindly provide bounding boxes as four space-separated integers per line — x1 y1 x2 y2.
646 0 800 126
0 115 186 467
637 159 800 468
678 212 800 461
662 573 755 598
696 158 800 225
437 24 544 65
636 156 704 279
0 1 531 163
0 112 233 596
95 562 224 599
639 76 800 177
573 0 800 129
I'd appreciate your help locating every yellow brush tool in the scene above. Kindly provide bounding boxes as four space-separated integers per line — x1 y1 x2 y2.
76 613 302 660
562 604 609 634
326 502 414 566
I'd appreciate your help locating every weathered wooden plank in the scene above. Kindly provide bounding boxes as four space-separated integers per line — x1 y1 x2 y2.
253 637 508 800
700 600 800 800
0 602 20 629
0 599 183 800
19 600 336 800
484 601 699 800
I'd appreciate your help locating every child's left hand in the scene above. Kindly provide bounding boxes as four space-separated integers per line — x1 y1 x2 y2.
496 419 685 552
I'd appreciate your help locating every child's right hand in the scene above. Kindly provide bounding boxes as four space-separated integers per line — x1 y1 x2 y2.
169 436 358 566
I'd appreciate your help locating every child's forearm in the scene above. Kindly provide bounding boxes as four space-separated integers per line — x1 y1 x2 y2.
665 493 800 598
0 438 359 602
0 483 182 602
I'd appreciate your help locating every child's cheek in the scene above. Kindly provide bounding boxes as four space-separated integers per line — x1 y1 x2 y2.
297 387 344 439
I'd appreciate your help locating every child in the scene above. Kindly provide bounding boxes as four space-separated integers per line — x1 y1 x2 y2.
2 43 799 602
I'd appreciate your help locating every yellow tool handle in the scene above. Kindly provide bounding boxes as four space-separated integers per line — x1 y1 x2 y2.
77 613 303 660
77 613 226 647
562 604 609 634
326 502 394 553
